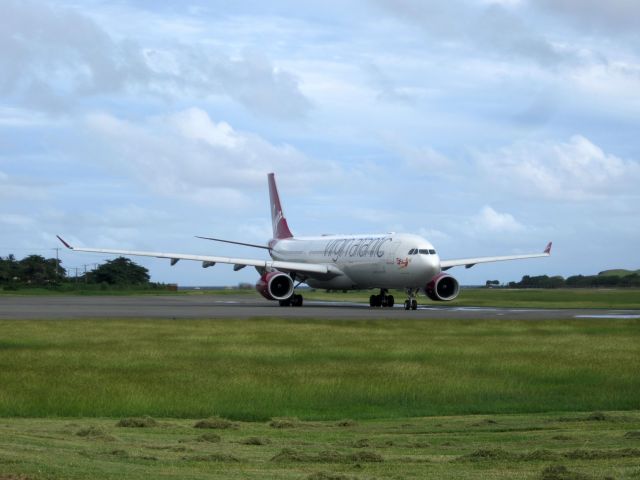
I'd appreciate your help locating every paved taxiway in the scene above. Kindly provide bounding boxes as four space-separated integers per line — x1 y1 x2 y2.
1 295 639 320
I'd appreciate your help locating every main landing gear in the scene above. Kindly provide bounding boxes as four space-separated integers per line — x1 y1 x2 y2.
369 289 395 308
404 288 418 310
279 294 303 307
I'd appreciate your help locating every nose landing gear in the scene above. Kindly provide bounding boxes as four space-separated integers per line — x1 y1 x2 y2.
403 288 418 310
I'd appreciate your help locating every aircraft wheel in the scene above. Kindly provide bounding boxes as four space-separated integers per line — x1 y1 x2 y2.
369 295 376 307
404 300 411 310
279 298 291 307
292 294 303 307
411 299 418 310
387 295 394 307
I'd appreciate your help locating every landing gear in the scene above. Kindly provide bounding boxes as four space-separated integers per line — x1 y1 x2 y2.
279 294 303 307
369 289 395 308
404 289 418 310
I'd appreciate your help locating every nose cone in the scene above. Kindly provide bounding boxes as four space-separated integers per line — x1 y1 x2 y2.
416 252 440 278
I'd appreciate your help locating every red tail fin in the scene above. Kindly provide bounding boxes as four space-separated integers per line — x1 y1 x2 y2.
268 173 293 239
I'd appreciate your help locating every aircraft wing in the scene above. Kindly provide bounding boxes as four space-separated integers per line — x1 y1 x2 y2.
56 236 342 276
440 242 552 270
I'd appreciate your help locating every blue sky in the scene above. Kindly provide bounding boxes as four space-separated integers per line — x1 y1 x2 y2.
1 0 639 286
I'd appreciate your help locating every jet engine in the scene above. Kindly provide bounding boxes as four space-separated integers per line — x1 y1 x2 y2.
425 273 460 301
256 271 294 301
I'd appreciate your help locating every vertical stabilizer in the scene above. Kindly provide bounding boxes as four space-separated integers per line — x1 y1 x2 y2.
268 173 294 239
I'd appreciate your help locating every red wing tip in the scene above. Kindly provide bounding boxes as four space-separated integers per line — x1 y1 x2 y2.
56 235 73 249
544 241 552 254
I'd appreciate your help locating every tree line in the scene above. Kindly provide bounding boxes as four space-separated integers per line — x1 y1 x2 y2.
0 254 150 288
507 273 640 288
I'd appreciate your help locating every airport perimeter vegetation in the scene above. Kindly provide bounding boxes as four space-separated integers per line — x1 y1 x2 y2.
1 288 640 479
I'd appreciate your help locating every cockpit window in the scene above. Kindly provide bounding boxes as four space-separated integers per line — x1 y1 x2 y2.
408 249 415 255
429 249 436 254
418 249 429 255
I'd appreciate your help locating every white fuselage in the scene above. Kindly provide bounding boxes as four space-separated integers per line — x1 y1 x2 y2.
269 233 441 290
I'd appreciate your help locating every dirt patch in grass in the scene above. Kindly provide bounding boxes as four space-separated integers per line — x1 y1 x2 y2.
196 433 221 443
182 453 240 462
193 417 237 429
239 436 270 445
271 448 383 463
116 416 157 428
540 465 593 480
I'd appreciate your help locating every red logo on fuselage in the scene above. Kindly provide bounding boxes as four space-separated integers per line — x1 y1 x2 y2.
396 257 409 269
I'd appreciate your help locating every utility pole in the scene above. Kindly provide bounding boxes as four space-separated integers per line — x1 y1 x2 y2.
52 247 62 280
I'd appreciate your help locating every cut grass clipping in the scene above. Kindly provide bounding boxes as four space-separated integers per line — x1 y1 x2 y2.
2 411 638 480
1 318 639 419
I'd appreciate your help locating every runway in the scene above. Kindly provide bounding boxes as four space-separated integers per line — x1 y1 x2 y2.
1 294 639 320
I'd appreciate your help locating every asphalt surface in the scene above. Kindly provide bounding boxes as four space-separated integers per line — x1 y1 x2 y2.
1 294 639 320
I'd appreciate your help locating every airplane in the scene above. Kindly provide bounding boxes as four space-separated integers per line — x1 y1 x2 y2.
57 173 551 310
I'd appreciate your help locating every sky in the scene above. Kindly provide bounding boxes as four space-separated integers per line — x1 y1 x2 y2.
1 0 639 286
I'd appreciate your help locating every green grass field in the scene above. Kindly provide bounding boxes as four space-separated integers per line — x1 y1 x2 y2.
2 318 639 420
2 315 640 478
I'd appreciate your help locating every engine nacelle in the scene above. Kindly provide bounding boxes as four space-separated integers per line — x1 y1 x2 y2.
255 271 294 301
425 273 460 301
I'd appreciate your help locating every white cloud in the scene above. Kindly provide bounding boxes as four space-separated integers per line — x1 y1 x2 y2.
0 213 34 227
83 107 336 205
371 0 572 66
476 135 640 200
0 1 311 119
472 206 524 233
399 145 453 171
0 0 149 112
0 170 49 200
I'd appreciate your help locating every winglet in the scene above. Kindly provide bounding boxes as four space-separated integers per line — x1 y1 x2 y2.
543 241 552 255
56 235 73 250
